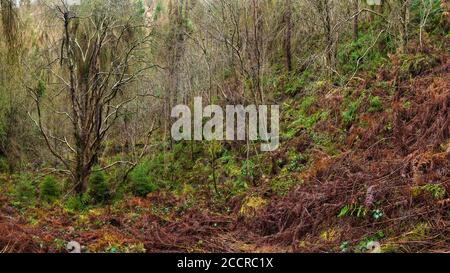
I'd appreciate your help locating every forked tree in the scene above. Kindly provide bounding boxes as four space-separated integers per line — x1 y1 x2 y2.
29 1 154 194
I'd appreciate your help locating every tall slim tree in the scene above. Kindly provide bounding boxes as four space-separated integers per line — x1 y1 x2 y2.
283 0 293 72
353 0 359 42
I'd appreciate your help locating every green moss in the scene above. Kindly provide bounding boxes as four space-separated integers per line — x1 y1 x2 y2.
412 184 447 200
403 100 412 110
380 243 401 253
320 228 341 242
286 150 310 172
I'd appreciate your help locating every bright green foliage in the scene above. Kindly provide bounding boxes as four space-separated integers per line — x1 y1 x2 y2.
340 241 350 253
13 175 36 206
65 195 90 212
372 209 384 220
40 176 60 204
311 132 340 156
285 70 313 96
342 101 360 126
129 160 158 197
342 93 365 126
88 171 111 204
403 100 412 110
337 30 391 76
218 150 249 195
421 184 446 200
284 96 329 139
0 0 446 254
338 204 368 218
287 151 309 172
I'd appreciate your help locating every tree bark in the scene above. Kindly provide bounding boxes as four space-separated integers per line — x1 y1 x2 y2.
284 0 293 72
353 0 359 42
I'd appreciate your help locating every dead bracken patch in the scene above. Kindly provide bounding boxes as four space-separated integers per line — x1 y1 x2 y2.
246 55 450 252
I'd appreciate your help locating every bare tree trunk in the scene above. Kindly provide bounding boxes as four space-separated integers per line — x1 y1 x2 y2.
245 0 264 105
74 155 91 194
166 0 188 141
323 0 334 75
353 0 359 42
284 0 293 72
398 0 411 53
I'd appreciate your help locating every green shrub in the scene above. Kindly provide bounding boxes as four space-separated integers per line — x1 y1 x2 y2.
284 96 330 139
13 175 36 206
65 194 90 212
129 161 158 197
39 176 61 203
337 31 391 76
88 171 110 204
284 70 313 96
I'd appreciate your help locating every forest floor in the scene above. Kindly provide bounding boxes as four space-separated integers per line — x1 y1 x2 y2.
0 50 449 253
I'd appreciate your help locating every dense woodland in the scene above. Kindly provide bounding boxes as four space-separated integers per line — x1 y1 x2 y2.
0 0 449 253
